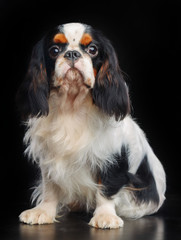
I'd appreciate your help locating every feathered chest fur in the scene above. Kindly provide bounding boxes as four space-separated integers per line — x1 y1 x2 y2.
25 91 103 157
24 90 122 200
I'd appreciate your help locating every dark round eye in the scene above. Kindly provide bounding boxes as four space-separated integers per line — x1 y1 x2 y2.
87 44 98 57
49 45 60 58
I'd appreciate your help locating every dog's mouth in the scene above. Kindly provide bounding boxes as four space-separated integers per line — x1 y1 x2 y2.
52 64 92 93
64 67 91 89
64 67 84 82
53 67 91 110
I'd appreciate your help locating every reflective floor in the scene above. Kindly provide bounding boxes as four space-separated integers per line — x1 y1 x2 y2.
1 195 181 240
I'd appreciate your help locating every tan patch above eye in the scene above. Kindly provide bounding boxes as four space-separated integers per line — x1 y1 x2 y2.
80 33 92 46
53 33 68 43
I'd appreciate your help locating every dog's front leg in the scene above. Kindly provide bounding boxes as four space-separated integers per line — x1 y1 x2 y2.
19 179 60 225
89 192 124 229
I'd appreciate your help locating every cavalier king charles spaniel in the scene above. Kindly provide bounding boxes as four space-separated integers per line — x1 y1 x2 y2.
17 22 166 229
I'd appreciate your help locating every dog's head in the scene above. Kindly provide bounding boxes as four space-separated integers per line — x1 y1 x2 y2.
17 23 130 120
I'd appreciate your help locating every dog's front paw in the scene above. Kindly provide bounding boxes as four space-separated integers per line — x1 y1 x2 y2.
89 213 124 229
19 208 54 225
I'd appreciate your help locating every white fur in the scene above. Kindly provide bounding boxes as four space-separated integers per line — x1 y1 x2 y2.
89 192 124 228
63 23 85 46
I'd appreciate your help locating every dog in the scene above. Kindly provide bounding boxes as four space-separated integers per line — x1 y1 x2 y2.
17 22 166 229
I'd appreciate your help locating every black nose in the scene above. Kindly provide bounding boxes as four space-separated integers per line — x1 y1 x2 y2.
64 50 81 61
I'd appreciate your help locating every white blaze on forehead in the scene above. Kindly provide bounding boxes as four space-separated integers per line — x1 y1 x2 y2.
62 23 85 46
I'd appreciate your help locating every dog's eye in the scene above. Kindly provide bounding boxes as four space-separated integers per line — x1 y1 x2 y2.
49 45 60 58
86 44 98 57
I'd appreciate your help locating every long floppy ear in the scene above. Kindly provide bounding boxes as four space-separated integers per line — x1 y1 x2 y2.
92 38 130 121
16 38 49 119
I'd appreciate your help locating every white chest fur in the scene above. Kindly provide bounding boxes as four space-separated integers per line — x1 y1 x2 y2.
24 90 127 207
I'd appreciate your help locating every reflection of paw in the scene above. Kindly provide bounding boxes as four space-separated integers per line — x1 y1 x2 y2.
89 213 124 229
19 208 54 225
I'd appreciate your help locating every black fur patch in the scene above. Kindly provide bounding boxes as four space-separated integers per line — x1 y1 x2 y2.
100 147 159 205
128 156 160 204
100 146 130 197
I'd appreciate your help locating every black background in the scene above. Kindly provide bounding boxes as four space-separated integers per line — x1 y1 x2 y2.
0 0 180 211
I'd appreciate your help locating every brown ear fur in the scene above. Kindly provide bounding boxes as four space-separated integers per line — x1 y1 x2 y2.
16 39 49 119
92 38 130 121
